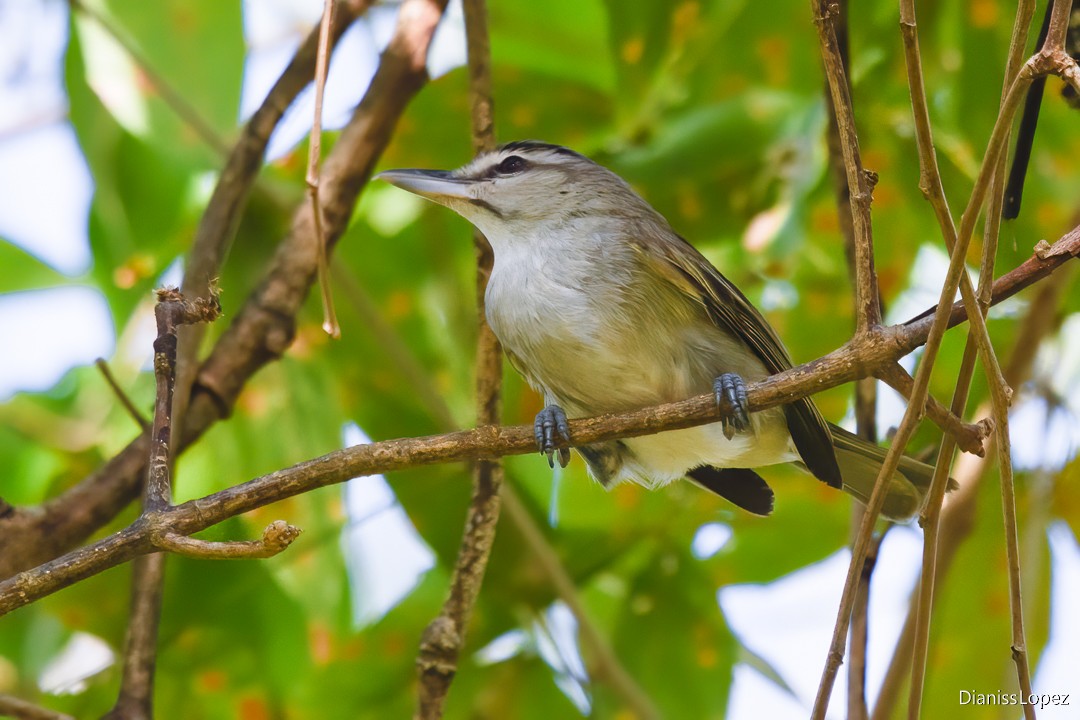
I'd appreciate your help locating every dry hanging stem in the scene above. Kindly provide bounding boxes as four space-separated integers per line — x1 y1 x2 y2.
309 0 342 339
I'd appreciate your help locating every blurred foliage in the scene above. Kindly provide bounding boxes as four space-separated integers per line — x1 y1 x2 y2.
1 0 1079 718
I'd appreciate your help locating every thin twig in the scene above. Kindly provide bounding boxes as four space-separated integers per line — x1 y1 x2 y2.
95 358 150 430
308 0 342 339
153 519 300 559
415 0 502 716
2 229 1076 616
103 288 222 718
101 553 165 720
871 266 1070 720
0 695 74 720
812 0 881 332
810 15 1075 711
874 363 992 457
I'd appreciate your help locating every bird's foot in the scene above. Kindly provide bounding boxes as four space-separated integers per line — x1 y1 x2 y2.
534 405 571 468
713 372 750 440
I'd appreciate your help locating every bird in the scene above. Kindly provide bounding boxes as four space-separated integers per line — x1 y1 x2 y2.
377 140 941 521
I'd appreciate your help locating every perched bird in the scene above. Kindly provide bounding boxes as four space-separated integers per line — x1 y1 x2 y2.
378 141 940 520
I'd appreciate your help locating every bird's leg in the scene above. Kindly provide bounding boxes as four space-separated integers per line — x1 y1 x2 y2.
713 372 750 440
534 405 571 468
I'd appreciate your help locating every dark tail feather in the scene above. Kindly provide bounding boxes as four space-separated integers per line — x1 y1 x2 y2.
688 466 774 516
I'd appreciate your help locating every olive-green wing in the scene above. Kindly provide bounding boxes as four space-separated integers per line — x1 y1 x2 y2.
633 233 843 488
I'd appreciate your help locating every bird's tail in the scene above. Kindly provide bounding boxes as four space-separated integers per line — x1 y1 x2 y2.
828 423 955 522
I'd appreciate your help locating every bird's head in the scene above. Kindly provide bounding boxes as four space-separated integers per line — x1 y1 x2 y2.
376 141 655 246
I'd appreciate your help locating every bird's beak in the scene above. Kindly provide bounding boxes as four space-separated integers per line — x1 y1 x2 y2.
375 169 474 202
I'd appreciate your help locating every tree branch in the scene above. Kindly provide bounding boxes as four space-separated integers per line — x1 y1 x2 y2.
898 0 1039 714
0 694 74 720
416 1 503 716
813 0 881 331
871 264 1071 720
104 288 221 720
1 229 1075 616
0 0 436 580
101 553 166 720
874 363 992 457
812 17 1075 707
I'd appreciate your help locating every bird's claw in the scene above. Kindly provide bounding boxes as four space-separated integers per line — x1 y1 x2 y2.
714 372 750 440
534 405 571 468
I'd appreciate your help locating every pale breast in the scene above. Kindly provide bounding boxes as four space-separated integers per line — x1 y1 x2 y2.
484 237 771 416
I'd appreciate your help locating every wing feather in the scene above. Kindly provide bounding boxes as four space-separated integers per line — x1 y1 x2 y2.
632 233 843 488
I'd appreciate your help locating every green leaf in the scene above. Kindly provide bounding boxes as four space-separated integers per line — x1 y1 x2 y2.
608 542 736 719
0 239 71 292
490 0 614 94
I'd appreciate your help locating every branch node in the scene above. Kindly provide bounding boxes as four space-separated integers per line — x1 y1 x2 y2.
417 614 460 674
151 520 301 560
862 168 879 191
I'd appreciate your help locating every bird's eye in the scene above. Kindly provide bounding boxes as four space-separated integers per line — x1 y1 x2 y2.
495 155 527 175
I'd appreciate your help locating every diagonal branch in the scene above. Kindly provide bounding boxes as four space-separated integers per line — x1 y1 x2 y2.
0 0 440 580
1 228 1075 617
900 2 1072 715
870 256 1073 720
0 695 74 720
874 363 992 456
